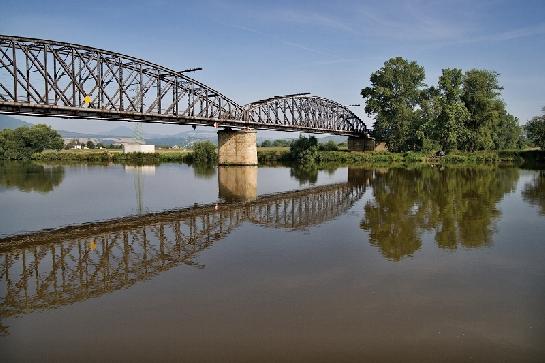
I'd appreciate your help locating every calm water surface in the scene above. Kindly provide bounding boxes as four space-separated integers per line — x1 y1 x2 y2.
0 162 544 362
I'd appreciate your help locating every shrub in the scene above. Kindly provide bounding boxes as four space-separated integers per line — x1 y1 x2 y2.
191 141 217 164
318 140 339 151
289 136 318 164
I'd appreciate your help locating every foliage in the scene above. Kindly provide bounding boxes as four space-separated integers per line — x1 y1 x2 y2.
361 61 525 153
525 107 545 150
86 140 95 149
191 141 217 164
361 57 426 152
433 68 470 152
289 136 319 164
260 139 292 147
0 124 63 160
318 140 339 151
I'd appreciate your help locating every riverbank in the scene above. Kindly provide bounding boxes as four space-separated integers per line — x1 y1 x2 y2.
30 148 545 166
258 148 545 166
33 149 192 163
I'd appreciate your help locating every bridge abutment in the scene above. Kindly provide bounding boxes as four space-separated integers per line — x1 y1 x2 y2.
217 129 258 166
348 136 375 152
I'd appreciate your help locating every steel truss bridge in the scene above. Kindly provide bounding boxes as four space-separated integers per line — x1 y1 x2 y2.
0 35 369 136
0 182 367 330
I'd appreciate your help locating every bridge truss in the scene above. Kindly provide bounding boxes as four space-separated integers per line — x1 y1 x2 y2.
0 35 368 136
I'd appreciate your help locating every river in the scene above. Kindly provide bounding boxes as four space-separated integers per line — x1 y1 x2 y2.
1 162 544 362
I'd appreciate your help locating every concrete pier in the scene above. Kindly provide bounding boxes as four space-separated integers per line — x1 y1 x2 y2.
218 166 258 201
217 129 258 165
348 136 375 152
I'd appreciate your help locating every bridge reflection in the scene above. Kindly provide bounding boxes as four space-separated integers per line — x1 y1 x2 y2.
0 176 368 328
1 166 523 333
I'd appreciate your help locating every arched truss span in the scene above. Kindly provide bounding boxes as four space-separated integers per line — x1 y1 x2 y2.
244 94 369 136
0 35 244 124
0 35 369 136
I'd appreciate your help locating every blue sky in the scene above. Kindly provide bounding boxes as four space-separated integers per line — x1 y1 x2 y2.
2 0 545 135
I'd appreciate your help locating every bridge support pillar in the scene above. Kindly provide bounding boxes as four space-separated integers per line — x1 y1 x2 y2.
218 129 258 165
218 166 258 201
348 136 375 152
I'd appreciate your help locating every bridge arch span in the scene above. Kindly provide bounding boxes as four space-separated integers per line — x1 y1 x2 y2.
0 35 244 124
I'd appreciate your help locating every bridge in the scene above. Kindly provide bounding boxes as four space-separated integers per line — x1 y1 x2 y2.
0 35 375 164
0 181 368 333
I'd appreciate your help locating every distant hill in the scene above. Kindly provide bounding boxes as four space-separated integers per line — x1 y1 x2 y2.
0 114 33 130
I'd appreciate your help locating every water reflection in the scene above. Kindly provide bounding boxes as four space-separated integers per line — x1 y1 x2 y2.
0 165 535 336
290 165 318 185
361 167 520 261
0 162 65 193
0 181 366 332
218 166 257 201
124 165 156 214
522 170 545 215
193 163 216 179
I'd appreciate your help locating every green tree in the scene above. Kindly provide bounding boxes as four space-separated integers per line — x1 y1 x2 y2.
0 124 63 160
86 140 95 149
493 113 523 150
525 107 545 150
289 136 318 164
261 140 272 147
460 69 507 151
361 57 426 152
433 68 470 152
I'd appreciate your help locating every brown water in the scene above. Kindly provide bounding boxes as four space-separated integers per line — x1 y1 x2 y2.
1 162 544 362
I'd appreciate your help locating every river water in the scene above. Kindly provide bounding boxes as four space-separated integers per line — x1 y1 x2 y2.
0 162 544 362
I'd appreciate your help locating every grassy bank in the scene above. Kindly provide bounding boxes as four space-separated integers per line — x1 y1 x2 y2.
257 147 545 166
33 149 192 163
30 148 545 167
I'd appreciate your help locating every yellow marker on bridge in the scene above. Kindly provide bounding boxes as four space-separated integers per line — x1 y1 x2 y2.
84 95 91 105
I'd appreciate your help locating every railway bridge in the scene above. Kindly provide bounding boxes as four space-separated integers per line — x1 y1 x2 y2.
0 35 375 164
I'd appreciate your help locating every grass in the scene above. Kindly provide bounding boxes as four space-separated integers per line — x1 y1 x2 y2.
30 147 545 167
33 148 192 163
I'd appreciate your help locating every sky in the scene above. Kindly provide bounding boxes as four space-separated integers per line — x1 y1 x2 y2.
2 0 545 136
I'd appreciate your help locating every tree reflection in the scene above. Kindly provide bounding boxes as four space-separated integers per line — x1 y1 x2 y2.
0 161 65 193
290 165 318 185
522 170 545 215
361 167 519 261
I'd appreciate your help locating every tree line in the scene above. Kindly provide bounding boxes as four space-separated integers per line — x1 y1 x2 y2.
361 57 544 153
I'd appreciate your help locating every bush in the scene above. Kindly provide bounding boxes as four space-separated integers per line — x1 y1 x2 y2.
289 136 318 164
318 140 339 151
191 141 217 164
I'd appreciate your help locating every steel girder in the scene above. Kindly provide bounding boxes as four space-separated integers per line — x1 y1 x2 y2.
0 35 244 125
0 35 368 136
245 95 369 136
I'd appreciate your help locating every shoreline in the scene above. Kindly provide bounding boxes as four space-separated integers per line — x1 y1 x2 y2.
25 148 545 167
